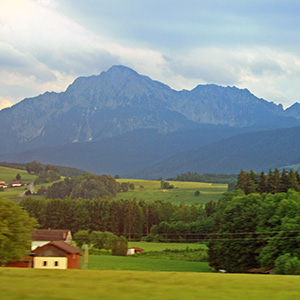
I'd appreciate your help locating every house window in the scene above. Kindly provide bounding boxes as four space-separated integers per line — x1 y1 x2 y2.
54 261 59 267
43 261 47 266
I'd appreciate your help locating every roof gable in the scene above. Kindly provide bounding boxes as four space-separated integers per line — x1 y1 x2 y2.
33 229 71 241
33 241 82 255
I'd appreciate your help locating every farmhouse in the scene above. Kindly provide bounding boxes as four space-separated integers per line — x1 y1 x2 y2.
127 247 144 255
32 229 72 250
32 241 81 269
12 181 22 187
0 181 8 188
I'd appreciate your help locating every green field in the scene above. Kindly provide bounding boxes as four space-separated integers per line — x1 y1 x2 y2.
127 241 207 251
115 179 227 204
1 166 227 203
86 255 210 272
0 166 37 200
0 166 37 183
1 268 300 300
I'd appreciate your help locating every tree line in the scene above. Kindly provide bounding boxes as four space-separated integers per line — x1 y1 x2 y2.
208 189 300 274
20 197 214 240
170 172 237 184
235 168 300 195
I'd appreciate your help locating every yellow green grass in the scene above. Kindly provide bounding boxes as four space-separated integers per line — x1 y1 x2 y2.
115 179 227 204
127 241 207 251
0 166 37 184
1 268 300 300
86 255 211 272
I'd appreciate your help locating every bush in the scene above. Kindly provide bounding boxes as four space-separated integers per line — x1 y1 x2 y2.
275 254 300 275
284 257 300 275
112 237 128 256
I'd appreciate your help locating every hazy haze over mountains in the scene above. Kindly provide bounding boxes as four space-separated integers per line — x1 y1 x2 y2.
1 65 300 177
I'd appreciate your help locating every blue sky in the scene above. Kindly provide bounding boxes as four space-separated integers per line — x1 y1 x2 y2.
1 0 300 110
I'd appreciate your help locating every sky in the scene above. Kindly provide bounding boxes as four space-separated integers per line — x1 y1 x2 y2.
1 0 300 110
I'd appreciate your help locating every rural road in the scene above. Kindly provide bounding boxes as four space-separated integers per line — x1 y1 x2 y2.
19 182 34 197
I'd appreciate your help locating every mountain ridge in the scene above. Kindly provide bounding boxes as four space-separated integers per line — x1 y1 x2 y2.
1 65 300 176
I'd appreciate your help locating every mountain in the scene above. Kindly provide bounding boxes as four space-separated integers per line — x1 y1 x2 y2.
133 125 300 179
0 65 299 156
1 65 300 177
286 103 300 119
0 126 250 177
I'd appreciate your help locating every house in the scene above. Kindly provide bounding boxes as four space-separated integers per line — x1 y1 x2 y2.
31 241 81 269
32 229 72 250
0 181 8 189
127 247 144 255
11 181 22 187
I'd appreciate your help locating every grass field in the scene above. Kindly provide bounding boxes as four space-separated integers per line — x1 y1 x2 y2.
0 166 65 200
127 241 207 251
0 166 37 183
1 268 300 300
86 254 211 272
115 179 227 204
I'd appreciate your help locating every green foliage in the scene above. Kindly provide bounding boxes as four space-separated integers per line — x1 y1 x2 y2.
0 198 37 264
21 197 213 240
25 161 43 174
209 190 300 273
275 253 291 274
16 173 21 180
236 168 300 194
160 180 174 189
73 230 90 248
172 172 237 184
284 257 300 275
275 254 300 275
46 173 119 199
112 237 128 256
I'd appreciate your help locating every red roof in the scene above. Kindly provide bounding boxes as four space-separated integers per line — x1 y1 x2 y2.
12 181 22 184
128 247 144 252
33 229 70 241
33 241 82 255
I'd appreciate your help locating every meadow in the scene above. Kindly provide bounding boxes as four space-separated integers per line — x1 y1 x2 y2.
115 179 227 204
1 268 300 300
85 255 210 272
0 166 36 183
127 241 207 251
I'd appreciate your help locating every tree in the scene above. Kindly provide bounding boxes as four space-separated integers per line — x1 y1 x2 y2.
25 161 43 174
194 191 200 196
73 230 90 248
0 198 36 264
208 191 263 272
16 173 21 180
129 183 135 191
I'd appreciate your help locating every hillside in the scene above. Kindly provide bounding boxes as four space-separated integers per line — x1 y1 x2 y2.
134 125 300 178
0 126 249 176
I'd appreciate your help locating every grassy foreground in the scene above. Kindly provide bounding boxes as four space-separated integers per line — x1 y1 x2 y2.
116 179 227 204
1 268 300 300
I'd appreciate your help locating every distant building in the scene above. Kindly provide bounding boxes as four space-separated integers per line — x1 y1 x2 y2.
11 181 22 187
0 181 8 188
127 247 144 255
32 229 72 250
31 241 82 269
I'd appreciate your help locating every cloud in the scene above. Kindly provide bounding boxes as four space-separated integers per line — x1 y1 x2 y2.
0 98 13 111
1 0 300 109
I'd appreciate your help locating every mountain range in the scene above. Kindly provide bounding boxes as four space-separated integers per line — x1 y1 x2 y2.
1 65 300 178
